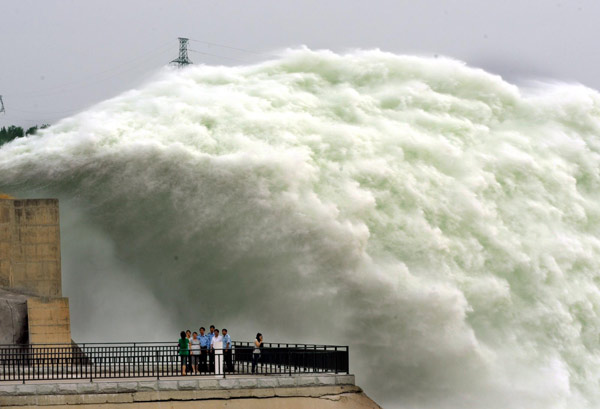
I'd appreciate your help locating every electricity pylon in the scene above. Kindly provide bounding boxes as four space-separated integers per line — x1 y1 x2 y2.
170 37 192 68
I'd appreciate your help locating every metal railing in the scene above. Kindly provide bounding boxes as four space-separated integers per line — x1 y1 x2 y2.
0 342 349 382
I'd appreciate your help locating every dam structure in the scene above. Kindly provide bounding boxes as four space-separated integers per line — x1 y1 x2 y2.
0 198 379 408
0 198 71 346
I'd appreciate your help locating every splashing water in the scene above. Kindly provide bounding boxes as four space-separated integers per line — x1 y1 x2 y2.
2 49 600 409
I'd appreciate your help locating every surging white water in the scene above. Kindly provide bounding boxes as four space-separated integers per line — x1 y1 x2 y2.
2 49 600 409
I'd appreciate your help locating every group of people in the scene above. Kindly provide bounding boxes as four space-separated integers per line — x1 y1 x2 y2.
178 326 232 375
177 327 264 376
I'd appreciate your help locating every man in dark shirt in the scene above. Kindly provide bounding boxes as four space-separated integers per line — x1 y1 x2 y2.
198 327 210 372
222 329 233 373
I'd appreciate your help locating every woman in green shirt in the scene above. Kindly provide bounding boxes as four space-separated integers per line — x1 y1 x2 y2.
178 331 190 375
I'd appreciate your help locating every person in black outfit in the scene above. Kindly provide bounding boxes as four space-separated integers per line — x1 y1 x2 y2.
252 333 263 374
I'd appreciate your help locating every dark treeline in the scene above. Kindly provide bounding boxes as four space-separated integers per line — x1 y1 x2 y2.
0 124 50 146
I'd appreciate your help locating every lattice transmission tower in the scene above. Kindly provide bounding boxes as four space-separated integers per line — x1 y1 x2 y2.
170 37 192 68
0 95 5 114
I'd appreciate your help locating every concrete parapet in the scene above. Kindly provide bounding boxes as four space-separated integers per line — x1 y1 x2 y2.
218 379 238 389
0 374 376 408
76 383 99 394
34 384 57 395
237 378 257 388
335 375 355 385
258 377 279 388
117 382 139 393
96 382 119 393
177 380 199 390
277 376 298 387
318 375 338 385
56 383 77 394
13 384 37 396
0 384 16 396
157 380 179 391
0 374 355 396
298 375 319 386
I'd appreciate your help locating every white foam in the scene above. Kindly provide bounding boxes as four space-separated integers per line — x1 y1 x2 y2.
2 49 600 409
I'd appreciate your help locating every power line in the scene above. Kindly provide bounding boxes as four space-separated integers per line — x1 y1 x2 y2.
0 113 55 122
188 38 277 58
6 39 271 100
188 49 247 63
7 41 174 99
1 38 279 122
11 51 171 100
9 107 83 115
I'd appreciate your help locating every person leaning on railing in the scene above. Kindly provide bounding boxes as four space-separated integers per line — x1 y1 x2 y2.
178 331 190 375
252 333 263 374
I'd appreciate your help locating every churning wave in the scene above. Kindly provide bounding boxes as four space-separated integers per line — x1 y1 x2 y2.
2 49 600 409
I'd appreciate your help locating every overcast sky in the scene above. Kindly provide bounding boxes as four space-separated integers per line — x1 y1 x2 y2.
1 0 598 128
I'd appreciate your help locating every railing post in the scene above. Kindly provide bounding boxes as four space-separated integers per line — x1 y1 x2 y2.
346 346 349 374
334 346 338 374
21 348 25 384
304 345 307 372
88 347 92 383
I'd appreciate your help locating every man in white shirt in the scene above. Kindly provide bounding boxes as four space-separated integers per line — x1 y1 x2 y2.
210 329 224 376
208 325 215 372
210 329 223 349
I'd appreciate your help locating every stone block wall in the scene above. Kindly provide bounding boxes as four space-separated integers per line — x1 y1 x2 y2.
0 200 14 288
27 297 71 344
0 198 71 345
0 288 29 344
0 199 61 297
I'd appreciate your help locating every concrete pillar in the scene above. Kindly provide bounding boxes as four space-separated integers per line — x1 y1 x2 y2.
27 297 71 345
0 200 14 288
9 199 61 297
0 198 71 345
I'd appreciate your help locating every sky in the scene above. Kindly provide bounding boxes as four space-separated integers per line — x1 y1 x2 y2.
0 0 598 128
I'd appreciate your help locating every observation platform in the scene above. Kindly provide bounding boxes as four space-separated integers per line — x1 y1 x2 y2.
0 342 379 409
